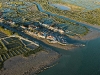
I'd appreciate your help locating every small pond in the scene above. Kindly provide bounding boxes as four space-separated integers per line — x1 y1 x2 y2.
50 4 71 10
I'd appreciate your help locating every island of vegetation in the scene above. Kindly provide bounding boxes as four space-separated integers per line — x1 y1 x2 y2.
36 0 100 26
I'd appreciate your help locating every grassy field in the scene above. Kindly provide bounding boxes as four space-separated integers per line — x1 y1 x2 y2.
35 0 100 25
0 26 12 36
10 1 24 5
0 3 2 8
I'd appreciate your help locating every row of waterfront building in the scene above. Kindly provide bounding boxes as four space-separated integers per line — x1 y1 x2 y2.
20 22 68 45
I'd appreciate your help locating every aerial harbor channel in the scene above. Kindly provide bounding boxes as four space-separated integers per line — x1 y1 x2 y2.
0 1 100 75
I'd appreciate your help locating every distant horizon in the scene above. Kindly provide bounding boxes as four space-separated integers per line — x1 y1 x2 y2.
61 0 100 10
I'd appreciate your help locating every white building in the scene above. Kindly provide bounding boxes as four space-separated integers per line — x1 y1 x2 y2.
0 18 4 23
46 35 55 41
42 24 49 28
38 33 45 39
20 26 26 29
58 29 64 34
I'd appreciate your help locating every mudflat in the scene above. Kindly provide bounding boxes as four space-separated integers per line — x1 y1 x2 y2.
0 50 60 75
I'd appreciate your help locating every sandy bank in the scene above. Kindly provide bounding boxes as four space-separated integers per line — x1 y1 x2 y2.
70 29 100 41
80 29 100 40
0 50 60 75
